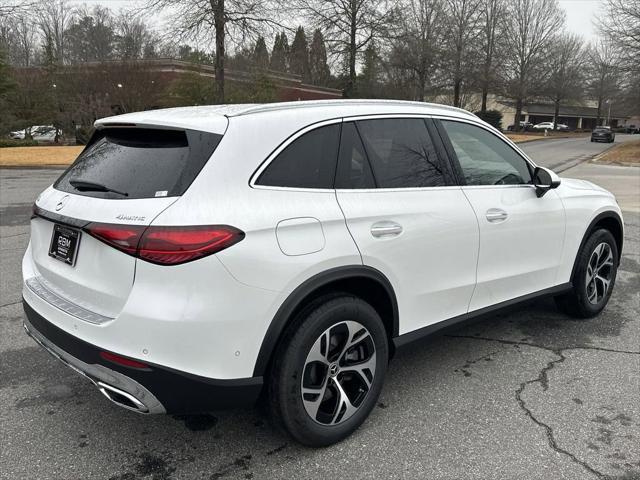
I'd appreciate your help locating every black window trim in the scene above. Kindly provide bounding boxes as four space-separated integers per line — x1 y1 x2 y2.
432 116 538 189
249 118 344 192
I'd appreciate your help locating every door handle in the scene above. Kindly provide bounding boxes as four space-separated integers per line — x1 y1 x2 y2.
371 222 403 238
485 208 508 223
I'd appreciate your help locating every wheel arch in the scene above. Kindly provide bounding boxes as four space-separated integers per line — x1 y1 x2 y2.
252 265 399 377
570 210 624 281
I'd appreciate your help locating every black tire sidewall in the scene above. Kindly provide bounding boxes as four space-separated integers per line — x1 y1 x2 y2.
572 229 619 316
273 296 388 447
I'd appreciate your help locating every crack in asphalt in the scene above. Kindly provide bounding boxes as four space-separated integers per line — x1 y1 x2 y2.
446 334 639 480
0 300 21 308
0 232 29 239
447 335 640 356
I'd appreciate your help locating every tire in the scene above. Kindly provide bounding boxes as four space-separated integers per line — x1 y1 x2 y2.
555 229 618 318
268 294 388 446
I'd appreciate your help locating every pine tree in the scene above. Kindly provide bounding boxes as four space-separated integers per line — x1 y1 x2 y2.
270 32 289 72
309 29 330 86
359 42 379 98
253 36 269 70
289 26 310 81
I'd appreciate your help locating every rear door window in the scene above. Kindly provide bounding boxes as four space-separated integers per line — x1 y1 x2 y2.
54 128 222 199
255 123 341 189
355 118 449 188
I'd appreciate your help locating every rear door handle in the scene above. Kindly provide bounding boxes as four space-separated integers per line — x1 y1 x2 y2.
371 222 403 238
485 208 508 223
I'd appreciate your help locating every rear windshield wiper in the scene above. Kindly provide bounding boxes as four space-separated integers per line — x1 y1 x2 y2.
69 178 129 197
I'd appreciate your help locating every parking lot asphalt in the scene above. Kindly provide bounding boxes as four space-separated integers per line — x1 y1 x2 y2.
1 150 639 479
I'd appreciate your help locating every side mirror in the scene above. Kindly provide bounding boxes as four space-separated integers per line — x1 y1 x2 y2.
533 166 561 198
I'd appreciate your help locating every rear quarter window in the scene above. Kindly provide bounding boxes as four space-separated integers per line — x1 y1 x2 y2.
54 128 222 199
255 124 341 189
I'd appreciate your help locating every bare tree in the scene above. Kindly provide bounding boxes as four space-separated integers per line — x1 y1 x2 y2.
294 0 397 97
115 15 154 60
544 33 585 130
442 0 481 107
393 0 446 101
36 0 72 65
478 0 506 113
145 0 282 103
0 0 38 18
596 0 640 117
501 0 565 131
595 0 640 66
586 39 620 126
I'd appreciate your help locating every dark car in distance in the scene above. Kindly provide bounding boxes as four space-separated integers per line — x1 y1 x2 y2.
591 126 615 143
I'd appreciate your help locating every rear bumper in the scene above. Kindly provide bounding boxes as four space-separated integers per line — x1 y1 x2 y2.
23 299 263 414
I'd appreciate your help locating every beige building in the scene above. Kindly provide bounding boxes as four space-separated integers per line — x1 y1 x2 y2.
484 95 629 130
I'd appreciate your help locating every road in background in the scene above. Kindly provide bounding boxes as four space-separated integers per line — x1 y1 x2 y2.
519 133 638 172
1 157 639 479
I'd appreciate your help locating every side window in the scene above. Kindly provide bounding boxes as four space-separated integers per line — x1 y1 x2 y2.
440 120 532 186
256 124 340 189
356 118 447 188
335 122 375 189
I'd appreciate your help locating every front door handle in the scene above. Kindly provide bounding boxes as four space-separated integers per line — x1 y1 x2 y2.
485 208 508 223
371 222 403 238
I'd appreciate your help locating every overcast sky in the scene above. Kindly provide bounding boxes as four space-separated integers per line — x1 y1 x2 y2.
71 0 604 44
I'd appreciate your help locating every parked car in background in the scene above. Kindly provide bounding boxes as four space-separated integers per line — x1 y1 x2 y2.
532 121 570 131
22 100 623 446
9 125 59 142
591 126 616 143
506 121 533 131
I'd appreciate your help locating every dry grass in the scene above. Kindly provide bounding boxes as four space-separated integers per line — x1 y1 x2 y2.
505 133 545 143
595 140 640 165
0 146 82 167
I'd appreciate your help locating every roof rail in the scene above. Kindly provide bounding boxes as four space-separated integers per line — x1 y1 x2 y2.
227 99 473 117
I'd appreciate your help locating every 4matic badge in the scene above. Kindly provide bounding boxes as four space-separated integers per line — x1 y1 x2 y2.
116 214 146 222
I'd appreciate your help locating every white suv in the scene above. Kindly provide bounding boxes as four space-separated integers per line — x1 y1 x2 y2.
22 100 622 446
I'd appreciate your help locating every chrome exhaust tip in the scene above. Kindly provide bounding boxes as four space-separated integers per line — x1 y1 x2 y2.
97 382 150 414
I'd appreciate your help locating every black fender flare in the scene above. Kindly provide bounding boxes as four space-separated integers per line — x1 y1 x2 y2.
569 211 624 281
252 265 398 377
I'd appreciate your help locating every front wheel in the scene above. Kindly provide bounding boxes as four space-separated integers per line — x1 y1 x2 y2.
268 295 388 446
555 229 618 318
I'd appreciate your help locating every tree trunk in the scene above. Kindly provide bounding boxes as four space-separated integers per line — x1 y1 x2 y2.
212 0 225 103
553 99 560 130
596 96 603 126
480 82 488 113
453 79 461 108
514 97 523 132
344 0 357 98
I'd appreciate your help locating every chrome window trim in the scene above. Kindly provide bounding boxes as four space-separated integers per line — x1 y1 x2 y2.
248 112 538 193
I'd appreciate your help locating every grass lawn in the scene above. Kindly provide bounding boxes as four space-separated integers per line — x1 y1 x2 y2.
0 146 82 167
595 139 640 165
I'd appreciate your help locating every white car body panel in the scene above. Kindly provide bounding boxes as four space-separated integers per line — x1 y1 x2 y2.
336 187 479 334
462 185 565 311
22 99 622 389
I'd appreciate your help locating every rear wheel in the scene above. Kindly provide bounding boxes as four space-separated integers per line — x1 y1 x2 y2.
555 229 618 318
268 295 388 446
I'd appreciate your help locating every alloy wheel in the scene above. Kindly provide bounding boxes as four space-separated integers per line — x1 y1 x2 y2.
301 320 376 425
586 242 614 305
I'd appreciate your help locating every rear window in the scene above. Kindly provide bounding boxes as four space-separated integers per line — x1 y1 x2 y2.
54 128 222 199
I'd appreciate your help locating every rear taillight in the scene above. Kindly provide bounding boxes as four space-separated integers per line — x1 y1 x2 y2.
84 223 244 265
